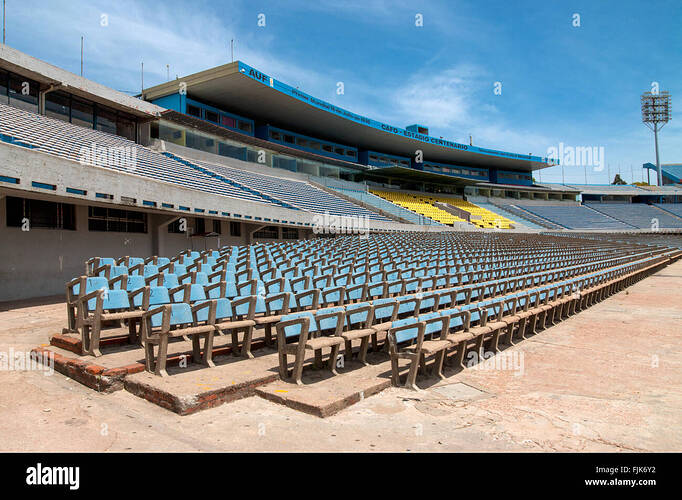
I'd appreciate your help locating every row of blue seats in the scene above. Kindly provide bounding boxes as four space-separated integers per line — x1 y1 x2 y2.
274 251 670 386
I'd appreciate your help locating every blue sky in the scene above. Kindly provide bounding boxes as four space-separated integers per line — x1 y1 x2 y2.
4 0 681 184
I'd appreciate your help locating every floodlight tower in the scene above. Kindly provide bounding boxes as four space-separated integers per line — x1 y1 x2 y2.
641 90 671 186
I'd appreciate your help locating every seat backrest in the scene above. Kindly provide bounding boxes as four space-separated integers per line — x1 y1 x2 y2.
397 296 419 315
391 318 420 344
214 298 232 321
128 257 144 268
419 311 442 335
88 288 129 312
345 302 371 327
163 274 180 289
316 306 345 331
279 312 317 338
81 276 108 296
265 292 291 314
441 308 465 329
126 275 146 291
150 302 193 328
149 286 171 306
372 298 397 321
187 284 207 302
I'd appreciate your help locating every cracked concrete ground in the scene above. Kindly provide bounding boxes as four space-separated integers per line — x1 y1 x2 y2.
0 261 680 452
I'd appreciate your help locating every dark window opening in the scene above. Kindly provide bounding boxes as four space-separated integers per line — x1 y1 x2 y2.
282 227 298 240
6 196 76 230
96 105 117 135
8 73 39 112
230 221 241 237
0 70 8 105
194 218 206 234
45 91 70 122
187 104 202 118
88 206 146 233
71 98 94 129
168 218 187 234
253 225 278 239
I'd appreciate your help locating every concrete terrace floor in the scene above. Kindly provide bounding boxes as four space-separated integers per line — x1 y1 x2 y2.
0 262 681 452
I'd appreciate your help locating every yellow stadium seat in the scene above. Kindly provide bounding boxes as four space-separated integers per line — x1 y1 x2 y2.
369 190 514 229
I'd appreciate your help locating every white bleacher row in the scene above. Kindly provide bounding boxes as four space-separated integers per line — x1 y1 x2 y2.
656 204 682 219
175 155 393 222
0 103 395 222
587 203 682 229
0 103 275 204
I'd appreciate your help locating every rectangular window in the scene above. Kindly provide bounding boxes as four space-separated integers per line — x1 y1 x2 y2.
222 116 236 128
45 91 70 122
168 218 185 234
322 145 333 153
270 131 281 141
205 110 219 123
96 105 117 135
212 220 222 234
8 74 39 113
194 218 206 234
230 221 241 237
283 135 295 144
6 196 76 230
282 227 298 240
185 131 202 150
187 104 202 118
0 70 7 105
71 98 94 129
116 115 136 141
238 121 252 133
253 225 278 239
88 206 147 233
273 156 297 172
218 143 247 160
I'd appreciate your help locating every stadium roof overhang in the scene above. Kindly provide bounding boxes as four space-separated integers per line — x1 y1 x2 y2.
478 182 578 194
360 164 483 186
143 61 553 173
643 162 682 184
0 44 163 119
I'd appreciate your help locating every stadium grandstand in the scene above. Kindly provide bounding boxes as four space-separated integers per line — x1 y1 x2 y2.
1 43 682 304
1 41 682 428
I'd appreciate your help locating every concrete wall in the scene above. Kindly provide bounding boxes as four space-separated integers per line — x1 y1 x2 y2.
0 197 309 302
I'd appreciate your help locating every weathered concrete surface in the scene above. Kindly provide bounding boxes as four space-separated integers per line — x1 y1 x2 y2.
1 261 681 451
124 349 281 415
256 353 400 418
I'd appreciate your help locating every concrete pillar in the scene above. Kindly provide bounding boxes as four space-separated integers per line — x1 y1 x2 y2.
243 223 266 245
154 214 181 257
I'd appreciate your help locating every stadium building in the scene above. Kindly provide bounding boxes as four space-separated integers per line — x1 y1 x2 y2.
1 44 682 302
